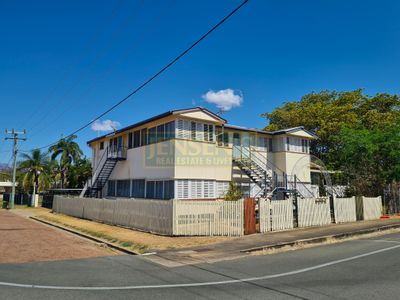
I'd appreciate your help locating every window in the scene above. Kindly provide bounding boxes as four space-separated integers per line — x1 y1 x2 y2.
131 179 145 198
286 137 290 151
163 180 174 199
203 180 215 198
257 136 268 151
107 180 116 197
116 180 130 197
216 181 229 198
128 133 133 149
204 124 213 142
302 139 309 153
155 181 164 199
148 127 157 144
165 121 175 140
141 128 147 146
268 138 273 152
157 124 165 142
191 121 196 140
146 181 155 199
217 127 229 147
133 130 140 148
175 180 216 199
100 141 104 150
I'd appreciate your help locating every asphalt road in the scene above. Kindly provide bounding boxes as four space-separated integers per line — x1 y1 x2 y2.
1 232 400 299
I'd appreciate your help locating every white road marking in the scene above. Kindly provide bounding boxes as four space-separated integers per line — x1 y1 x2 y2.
365 239 400 244
0 244 399 290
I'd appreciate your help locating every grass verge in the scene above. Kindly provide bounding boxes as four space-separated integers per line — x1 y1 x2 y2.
34 209 231 254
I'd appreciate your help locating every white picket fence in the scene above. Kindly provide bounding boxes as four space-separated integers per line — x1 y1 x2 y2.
259 198 294 232
297 197 331 227
53 196 173 235
53 196 244 236
333 196 356 223
173 200 243 236
53 195 383 237
362 196 382 220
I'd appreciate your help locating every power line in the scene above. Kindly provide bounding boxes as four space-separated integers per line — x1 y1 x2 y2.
26 0 157 140
23 0 250 152
27 0 176 141
18 0 127 131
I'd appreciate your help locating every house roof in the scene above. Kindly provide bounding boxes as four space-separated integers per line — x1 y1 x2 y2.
223 124 317 138
270 126 318 138
223 124 272 135
87 107 317 145
87 107 226 145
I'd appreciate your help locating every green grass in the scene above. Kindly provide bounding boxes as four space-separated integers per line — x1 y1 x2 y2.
38 216 149 254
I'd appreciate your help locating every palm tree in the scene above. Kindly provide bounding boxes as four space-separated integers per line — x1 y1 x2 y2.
48 135 83 188
18 149 50 197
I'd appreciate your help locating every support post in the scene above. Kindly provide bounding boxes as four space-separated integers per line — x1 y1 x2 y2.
5 129 27 209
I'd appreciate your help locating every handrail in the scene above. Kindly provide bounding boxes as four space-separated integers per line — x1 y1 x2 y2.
233 145 267 172
92 146 109 185
233 144 315 198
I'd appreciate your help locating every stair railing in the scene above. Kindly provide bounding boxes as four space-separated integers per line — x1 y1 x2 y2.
108 145 127 159
80 146 109 197
233 144 314 198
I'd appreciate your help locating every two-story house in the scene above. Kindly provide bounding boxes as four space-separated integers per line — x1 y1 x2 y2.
83 107 317 200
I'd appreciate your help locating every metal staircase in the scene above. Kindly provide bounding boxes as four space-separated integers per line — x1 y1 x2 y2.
232 145 313 199
80 146 127 198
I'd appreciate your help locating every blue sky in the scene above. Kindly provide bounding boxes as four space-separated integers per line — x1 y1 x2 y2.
0 0 399 163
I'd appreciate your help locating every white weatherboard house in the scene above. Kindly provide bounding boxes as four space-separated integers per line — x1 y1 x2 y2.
82 107 317 200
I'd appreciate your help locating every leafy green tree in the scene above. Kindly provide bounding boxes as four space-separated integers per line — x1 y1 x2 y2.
262 90 400 166
329 123 400 196
18 149 51 193
224 182 243 201
49 135 83 188
67 157 92 188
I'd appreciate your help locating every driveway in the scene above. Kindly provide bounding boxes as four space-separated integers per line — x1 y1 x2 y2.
0 210 116 264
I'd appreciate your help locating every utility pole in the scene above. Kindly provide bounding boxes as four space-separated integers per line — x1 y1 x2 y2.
5 129 26 209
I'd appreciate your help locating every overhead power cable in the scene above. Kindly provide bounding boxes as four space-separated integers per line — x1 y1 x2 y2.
24 0 250 152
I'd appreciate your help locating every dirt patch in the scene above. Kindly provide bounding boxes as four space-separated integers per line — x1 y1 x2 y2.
33 209 233 253
0 210 117 264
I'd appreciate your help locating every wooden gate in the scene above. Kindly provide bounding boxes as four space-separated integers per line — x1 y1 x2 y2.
244 198 256 235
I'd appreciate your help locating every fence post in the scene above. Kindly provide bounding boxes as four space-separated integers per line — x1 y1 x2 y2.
172 199 176 236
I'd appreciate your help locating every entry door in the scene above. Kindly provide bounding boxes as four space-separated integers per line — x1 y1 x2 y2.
117 136 123 149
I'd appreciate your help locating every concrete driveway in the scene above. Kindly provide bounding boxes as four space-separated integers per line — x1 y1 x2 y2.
0 210 116 264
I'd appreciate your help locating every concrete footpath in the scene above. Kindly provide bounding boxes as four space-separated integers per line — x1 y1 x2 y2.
146 218 400 267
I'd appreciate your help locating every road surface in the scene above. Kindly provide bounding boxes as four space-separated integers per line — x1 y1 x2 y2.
1 230 399 299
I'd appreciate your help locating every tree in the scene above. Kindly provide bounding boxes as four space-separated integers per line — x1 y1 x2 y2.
262 90 400 167
67 157 92 188
224 182 243 201
330 123 400 196
18 149 50 193
48 135 83 188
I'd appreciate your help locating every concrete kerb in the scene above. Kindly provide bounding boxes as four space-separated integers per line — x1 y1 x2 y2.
30 216 139 256
241 223 400 253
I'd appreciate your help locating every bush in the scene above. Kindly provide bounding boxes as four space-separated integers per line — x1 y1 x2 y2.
224 182 243 201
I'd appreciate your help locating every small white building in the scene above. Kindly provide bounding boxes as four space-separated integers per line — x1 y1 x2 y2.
83 107 317 200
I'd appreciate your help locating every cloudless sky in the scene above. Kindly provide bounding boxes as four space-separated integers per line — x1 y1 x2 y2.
0 0 399 163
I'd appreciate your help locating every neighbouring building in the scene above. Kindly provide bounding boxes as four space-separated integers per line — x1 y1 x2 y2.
82 107 317 200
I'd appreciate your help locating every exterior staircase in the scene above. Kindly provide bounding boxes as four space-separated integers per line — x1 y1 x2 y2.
80 146 127 198
232 145 313 199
